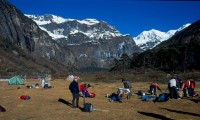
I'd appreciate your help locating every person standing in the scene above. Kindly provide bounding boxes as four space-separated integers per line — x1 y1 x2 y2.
110 90 123 103
168 77 180 99
180 80 187 97
186 78 195 97
69 76 80 108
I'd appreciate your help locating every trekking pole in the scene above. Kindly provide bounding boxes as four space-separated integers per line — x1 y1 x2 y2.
83 93 86 105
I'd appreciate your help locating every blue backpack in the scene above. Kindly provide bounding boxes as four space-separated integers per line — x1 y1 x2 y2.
157 93 169 102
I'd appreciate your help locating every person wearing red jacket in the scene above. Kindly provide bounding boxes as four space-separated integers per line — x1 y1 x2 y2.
80 83 93 98
185 78 195 97
149 82 162 96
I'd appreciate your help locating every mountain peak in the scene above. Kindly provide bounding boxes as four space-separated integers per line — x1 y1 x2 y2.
133 23 191 50
176 23 191 31
26 14 141 69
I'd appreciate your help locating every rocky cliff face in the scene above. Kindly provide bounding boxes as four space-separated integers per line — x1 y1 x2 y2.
0 0 74 65
27 14 141 68
0 0 75 75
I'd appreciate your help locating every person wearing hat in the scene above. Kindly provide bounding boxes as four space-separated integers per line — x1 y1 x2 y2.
69 76 80 108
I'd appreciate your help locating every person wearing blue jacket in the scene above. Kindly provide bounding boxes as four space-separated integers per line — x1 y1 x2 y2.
69 76 80 108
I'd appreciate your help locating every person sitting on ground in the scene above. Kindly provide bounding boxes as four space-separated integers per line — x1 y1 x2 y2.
41 78 53 88
149 82 162 96
44 79 49 88
26 83 40 89
79 83 95 98
110 89 123 103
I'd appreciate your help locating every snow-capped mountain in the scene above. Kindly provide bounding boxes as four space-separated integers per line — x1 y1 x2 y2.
26 14 141 68
134 24 191 51
26 14 122 41
26 14 191 69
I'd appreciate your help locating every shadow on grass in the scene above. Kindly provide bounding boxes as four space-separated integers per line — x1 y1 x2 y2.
58 98 73 108
138 111 173 120
160 107 200 117
58 98 85 111
188 97 200 104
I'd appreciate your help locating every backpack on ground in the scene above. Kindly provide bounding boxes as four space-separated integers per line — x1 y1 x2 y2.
83 103 93 112
20 95 31 100
156 93 169 102
83 95 93 112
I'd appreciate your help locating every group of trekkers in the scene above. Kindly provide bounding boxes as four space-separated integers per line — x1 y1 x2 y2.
68 76 133 107
148 76 196 101
68 75 197 108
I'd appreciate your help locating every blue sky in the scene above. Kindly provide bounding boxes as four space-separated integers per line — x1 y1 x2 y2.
8 0 200 36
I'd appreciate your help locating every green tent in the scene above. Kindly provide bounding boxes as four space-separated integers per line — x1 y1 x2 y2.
8 76 24 85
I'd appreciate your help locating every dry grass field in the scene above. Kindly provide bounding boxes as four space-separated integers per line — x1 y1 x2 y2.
0 79 200 120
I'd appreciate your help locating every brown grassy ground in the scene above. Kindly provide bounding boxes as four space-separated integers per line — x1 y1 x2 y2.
0 79 200 120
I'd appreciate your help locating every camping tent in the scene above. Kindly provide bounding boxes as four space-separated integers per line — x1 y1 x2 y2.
8 76 24 85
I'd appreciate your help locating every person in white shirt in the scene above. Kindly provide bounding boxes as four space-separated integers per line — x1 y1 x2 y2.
168 77 180 99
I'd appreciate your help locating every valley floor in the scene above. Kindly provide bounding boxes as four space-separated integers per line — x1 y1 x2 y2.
0 79 200 120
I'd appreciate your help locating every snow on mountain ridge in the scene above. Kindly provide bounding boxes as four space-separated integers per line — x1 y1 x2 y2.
39 26 68 40
134 29 169 45
26 14 122 40
176 23 191 32
25 14 68 25
25 14 101 26
26 14 191 51
134 23 191 46
77 19 100 25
